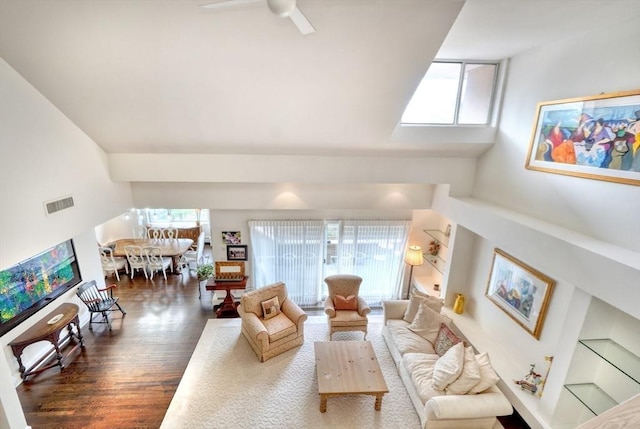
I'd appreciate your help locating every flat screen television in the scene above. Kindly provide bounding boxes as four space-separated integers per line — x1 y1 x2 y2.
0 239 82 337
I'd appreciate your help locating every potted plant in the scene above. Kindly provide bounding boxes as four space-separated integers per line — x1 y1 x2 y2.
196 263 214 282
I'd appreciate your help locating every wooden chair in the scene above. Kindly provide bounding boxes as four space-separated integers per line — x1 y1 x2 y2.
99 246 128 281
323 274 370 340
163 227 178 241
124 245 148 279
147 227 164 241
76 280 126 331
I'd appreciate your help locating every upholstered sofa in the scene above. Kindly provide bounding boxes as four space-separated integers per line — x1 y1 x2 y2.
237 282 308 362
382 298 513 429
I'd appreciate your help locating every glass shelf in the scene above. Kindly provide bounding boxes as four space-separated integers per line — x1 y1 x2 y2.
564 383 617 416
423 253 445 274
579 339 640 384
423 229 449 248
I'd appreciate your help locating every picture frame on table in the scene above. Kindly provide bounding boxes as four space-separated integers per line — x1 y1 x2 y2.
485 249 555 340
227 244 248 261
525 89 640 186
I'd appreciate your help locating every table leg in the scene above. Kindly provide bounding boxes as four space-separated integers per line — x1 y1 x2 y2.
374 393 383 411
320 395 327 413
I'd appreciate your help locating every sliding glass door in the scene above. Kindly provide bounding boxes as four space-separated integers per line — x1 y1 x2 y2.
249 219 410 307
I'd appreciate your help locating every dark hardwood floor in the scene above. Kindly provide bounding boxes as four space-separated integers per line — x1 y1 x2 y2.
15 249 529 429
17 264 214 429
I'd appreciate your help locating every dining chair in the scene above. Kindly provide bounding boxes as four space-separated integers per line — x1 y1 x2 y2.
143 246 172 280
124 245 148 279
183 231 205 270
147 227 164 241
99 247 129 281
163 227 179 241
132 225 147 239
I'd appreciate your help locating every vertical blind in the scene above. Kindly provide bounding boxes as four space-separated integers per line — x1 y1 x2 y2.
249 220 325 306
249 219 410 307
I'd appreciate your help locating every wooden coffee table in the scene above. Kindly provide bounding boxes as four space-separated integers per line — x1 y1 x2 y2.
314 341 388 413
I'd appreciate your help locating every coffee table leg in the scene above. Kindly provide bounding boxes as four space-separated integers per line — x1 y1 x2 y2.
320 395 327 413
375 394 383 411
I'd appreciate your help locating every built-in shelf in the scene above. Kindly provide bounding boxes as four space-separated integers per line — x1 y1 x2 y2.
423 253 446 274
412 275 441 298
423 229 450 248
578 339 640 383
564 383 617 416
563 338 639 419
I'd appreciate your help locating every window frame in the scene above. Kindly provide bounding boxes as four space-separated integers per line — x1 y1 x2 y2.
401 59 500 126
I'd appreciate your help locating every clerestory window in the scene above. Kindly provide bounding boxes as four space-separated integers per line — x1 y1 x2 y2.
401 61 499 126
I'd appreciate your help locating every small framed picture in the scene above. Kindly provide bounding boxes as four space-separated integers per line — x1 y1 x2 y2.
222 231 241 245
227 244 248 261
444 224 452 237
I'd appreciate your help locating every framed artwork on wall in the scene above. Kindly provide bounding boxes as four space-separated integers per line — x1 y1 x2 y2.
525 89 640 186
485 248 555 340
227 245 248 261
222 231 241 245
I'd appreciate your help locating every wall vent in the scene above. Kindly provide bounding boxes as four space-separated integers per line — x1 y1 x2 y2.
44 196 75 215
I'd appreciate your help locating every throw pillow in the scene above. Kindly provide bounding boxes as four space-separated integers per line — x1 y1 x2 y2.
434 323 463 356
334 294 358 311
261 296 280 320
407 304 452 345
446 346 481 395
402 290 444 323
468 352 501 394
431 342 465 391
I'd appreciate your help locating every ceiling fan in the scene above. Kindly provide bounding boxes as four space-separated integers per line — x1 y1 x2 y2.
201 0 315 35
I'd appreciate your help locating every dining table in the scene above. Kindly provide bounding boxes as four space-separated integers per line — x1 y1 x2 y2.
110 238 193 272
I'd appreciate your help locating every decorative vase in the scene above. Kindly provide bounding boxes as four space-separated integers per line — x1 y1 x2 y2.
453 293 465 314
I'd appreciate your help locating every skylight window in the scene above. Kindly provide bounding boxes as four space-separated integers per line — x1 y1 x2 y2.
402 61 498 125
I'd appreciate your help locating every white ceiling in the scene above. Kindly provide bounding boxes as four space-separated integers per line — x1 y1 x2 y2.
1 0 638 157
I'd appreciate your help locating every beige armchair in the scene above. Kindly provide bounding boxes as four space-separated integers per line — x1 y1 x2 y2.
324 274 371 340
237 282 308 362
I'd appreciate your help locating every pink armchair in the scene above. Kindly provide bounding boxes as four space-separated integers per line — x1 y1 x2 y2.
324 274 371 340
237 282 307 362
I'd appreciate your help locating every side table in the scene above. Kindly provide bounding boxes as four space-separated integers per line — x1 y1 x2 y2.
205 276 248 318
8 302 84 381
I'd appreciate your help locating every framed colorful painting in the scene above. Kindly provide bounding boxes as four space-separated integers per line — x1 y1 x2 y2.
485 249 555 340
525 89 640 186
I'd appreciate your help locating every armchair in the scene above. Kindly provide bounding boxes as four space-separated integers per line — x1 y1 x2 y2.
237 282 307 362
324 274 370 340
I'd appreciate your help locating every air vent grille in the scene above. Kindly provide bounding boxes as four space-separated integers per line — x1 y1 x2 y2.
45 196 74 215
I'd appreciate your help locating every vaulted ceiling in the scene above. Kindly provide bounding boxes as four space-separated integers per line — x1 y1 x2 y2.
1 0 635 157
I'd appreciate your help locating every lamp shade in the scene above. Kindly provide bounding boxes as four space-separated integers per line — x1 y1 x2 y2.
405 245 424 266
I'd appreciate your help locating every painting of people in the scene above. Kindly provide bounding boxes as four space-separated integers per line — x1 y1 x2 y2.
526 90 640 185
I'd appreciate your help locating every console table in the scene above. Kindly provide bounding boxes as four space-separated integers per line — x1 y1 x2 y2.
205 276 248 318
8 303 84 381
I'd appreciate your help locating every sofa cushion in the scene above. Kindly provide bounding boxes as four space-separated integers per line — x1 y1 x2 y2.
334 294 358 310
434 323 463 356
262 312 296 342
402 353 444 404
408 304 451 345
446 346 481 395
261 296 281 320
469 352 501 394
387 320 437 355
432 342 465 391
403 290 444 323
329 310 367 327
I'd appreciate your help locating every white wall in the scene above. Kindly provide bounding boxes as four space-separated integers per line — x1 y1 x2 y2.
432 22 640 428
0 59 133 427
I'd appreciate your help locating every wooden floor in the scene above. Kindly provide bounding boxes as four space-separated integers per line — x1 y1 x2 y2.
17 266 214 429
15 253 529 429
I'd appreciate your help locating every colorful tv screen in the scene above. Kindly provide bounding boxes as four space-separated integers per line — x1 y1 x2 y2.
0 240 82 336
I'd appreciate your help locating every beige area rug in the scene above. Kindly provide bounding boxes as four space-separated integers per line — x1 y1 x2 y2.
161 315 422 429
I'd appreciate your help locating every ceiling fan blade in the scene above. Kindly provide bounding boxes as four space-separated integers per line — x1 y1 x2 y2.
289 7 315 35
200 0 261 9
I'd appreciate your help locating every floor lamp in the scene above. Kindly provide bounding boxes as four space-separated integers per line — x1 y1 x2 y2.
404 245 424 299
